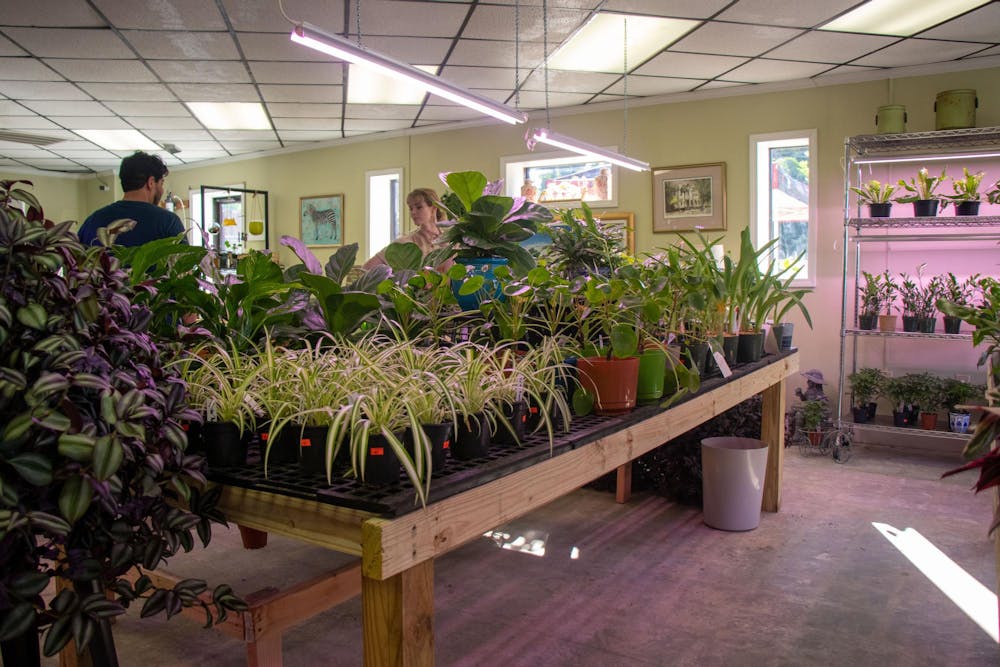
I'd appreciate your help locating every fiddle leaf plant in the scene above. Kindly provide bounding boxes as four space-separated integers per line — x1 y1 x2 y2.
0 180 245 660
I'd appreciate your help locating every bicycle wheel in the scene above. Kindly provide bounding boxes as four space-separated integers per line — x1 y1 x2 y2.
794 430 811 456
827 430 853 464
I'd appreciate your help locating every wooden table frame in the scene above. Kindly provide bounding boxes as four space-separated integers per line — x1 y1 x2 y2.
216 352 797 666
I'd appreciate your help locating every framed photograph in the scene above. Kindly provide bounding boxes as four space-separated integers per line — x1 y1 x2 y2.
598 211 635 255
299 194 344 247
652 163 726 233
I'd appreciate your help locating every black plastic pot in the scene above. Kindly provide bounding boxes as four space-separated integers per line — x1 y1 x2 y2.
852 406 870 423
867 402 878 420
266 426 301 466
360 432 402 486
736 331 763 364
182 420 203 454
955 201 980 216
943 316 962 335
868 202 892 217
901 315 920 332
680 337 709 375
892 409 912 427
298 425 332 475
858 314 878 330
453 412 490 460
917 316 936 334
912 199 938 217
494 400 527 446
422 422 453 471
722 334 739 366
203 421 246 467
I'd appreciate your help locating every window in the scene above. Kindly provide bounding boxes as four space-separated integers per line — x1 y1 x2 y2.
501 151 618 208
749 130 817 287
366 168 403 259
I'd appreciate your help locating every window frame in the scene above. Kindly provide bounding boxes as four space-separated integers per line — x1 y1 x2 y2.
748 129 817 288
365 167 403 261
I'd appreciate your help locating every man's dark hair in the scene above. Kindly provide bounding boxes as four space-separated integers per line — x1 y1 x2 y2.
119 151 168 191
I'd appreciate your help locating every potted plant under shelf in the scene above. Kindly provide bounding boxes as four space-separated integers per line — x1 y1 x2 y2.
847 367 886 423
907 372 944 430
884 375 918 427
857 271 884 330
941 377 982 434
799 399 829 446
938 272 980 334
896 167 947 217
943 167 986 216
850 179 896 217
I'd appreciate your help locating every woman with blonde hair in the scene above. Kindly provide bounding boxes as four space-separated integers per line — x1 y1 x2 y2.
363 187 451 270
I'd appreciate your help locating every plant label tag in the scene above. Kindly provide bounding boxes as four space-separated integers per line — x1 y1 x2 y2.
260 432 268 441
370 447 384 456
300 438 311 447
443 440 450 449
713 351 733 378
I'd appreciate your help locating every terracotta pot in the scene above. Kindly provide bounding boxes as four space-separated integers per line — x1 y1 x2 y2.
919 412 938 431
577 355 640 415
878 315 897 332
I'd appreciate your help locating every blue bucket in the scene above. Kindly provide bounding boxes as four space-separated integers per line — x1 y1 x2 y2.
451 256 508 311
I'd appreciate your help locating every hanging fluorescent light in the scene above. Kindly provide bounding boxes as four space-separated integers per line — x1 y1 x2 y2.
525 127 649 172
291 22 527 125
820 0 991 37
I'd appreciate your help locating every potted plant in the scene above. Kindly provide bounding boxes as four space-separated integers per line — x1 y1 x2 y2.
907 372 944 430
896 167 947 217
857 271 883 330
874 270 898 332
941 377 982 434
847 367 886 423
427 171 553 309
897 265 940 333
798 399 829 445
850 179 896 217
541 203 628 277
0 181 244 664
943 167 986 216
938 272 980 334
884 374 918 427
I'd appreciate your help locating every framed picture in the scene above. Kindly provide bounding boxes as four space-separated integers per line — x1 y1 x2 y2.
652 163 726 233
598 211 635 255
299 194 344 247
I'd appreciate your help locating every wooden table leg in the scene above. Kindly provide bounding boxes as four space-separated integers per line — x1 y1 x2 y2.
760 377 786 512
362 559 434 667
239 525 269 549
615 462 632 504
246 633 283 667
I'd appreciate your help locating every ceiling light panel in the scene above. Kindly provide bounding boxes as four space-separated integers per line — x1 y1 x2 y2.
186 103 271 130
347 63 437 104
819 0 992 37
718 0 858 28
548 12 700 73
75 129 160 151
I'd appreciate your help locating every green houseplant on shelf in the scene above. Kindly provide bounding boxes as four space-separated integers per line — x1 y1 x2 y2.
850 179 896 217
798 399 829 446
943 167 986 216
906 372 944 430
939 272 980 334
541 203 628 278
0 181 244 665
940 377 982 434
847 367 886 423
857 271 885 330
896 167 947 217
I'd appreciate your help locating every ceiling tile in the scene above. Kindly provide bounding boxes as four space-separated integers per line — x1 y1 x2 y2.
343 104 415 120
601 76 704 96
463 5 584 42
343 118 415 132
1 1 105 27
142 137 220 148
815 64 884 78
43 140 103 150
354 36 453 64
439 65 517 90
175 150 228 160
78 82 176 101
170 83 260 102
237 33 342 62
0 101 36 115
0 120 69 134
634 52 748 79
0 58 64 81
0 81 91 100
268 103 343 118
249 61 343 85
514 90 593 108
2 28 133 59
347 1 469 39
449 39 544 69
521 69 619 93
671 23 803 57
93 0 225 30
21 101 111 116
103 101 191 117
122 31 240 60
0 145 58 156
418 105 482 121
272 117 344 131
223 141 283 154
58 117 131 130
717 0 859 28
130 117 203 130
964 45 1000 59
601 1 728 18
221 0 345 32
258 84 343 103
853 39 985 68
18 157 87 168
49 149 118 158
272 130 342 142
722 59 832 83
211 130 279 142
0 35 27 57
148 61 251 84
919 3 1000 43
699 80 752 90
766 31 898 64
44 59 156 83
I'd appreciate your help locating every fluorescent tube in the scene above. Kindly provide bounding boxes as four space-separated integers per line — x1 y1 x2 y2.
525 127 649 172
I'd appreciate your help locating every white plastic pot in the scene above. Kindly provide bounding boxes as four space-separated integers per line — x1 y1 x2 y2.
701 437 769 531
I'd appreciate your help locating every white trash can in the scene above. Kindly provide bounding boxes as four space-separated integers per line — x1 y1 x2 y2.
701 437 769 531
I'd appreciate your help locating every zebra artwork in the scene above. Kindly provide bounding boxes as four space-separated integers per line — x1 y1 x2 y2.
300 195 343 245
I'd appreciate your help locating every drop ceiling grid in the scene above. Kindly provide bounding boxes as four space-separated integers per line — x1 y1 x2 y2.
0 0 995 173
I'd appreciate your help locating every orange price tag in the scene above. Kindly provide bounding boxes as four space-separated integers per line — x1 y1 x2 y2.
370 447 384 456
260 432 269 441
301 438 312 447
442 440 450 449
529 406 539 414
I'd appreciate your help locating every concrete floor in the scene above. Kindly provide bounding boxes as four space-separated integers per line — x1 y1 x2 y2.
42 443 998 666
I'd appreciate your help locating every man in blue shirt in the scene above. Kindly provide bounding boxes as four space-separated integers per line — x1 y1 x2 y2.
78 151 185 246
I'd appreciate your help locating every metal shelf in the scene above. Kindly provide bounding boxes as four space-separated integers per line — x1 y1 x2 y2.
848 126 1000 155
844 328 972 341
844 416 971 442
847 216 1000 230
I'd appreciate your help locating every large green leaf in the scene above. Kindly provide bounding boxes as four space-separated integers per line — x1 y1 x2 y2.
445 171 488 211
8 453 52 486
58 475 93 524
385 242 423 271
92 435 124 480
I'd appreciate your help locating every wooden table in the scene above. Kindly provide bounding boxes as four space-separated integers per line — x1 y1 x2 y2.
215 351 798 666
